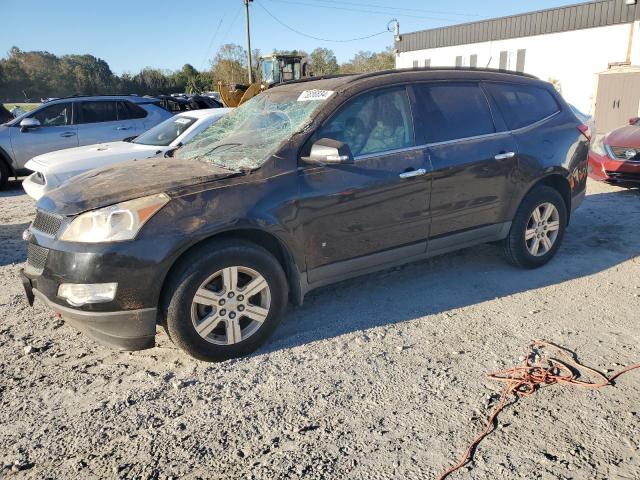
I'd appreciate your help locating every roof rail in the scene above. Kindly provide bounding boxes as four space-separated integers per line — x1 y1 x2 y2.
275 67 539 88
351 66 539 82
53 93 141 100
277 73 355 86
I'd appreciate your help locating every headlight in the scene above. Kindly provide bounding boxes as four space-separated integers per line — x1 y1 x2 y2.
60 193 169 243
590 135 608 157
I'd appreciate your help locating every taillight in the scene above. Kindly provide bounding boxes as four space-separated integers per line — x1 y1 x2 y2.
578 124 591 142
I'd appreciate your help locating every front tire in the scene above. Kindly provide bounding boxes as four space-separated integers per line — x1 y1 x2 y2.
503 185 567 269
162 240 288 361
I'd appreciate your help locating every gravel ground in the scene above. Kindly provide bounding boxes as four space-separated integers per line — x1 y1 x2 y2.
0 179 638 480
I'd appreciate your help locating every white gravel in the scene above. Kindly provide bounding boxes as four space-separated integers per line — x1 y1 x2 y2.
0 179 639 479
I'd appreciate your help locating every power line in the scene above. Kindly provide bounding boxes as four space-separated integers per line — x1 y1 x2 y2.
266 0 472 22
219 6 244 49
257 1 389 43
200 17 225 70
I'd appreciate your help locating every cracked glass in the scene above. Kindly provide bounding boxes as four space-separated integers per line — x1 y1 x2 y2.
175 89 330 171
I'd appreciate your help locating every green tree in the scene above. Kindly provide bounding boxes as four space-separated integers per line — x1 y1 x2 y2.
310 48 338 76
340 48 395 74
211 43 248 86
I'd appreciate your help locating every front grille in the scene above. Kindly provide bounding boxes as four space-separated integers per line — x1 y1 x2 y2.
610 146 640 162
605 170 640 183
27 243 49 273
32 210 62 236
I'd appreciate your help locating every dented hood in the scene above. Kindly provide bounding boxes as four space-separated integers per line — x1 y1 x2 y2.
37 157 239 215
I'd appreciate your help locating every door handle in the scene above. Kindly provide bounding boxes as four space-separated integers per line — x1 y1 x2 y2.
60 131 76 138
116 126 131 131
399 168 427 179
494 151 515 160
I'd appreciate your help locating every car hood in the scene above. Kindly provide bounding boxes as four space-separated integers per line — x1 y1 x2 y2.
37 157 241 215
26 141 164 174
605 125 640 147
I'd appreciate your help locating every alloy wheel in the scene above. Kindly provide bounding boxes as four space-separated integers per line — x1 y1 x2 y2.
525 202 560 257
190 266 271 345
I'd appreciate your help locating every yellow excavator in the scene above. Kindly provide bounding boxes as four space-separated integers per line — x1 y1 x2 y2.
218 53 311 107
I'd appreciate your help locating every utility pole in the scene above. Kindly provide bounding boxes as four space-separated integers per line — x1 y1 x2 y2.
244 0 254 84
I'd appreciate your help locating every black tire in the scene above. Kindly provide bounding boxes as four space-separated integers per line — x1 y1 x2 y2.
503 185 567 269
0 160 9 190
161 240 288 362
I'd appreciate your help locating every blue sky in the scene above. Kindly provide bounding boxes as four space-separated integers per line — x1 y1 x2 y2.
2 0 577 74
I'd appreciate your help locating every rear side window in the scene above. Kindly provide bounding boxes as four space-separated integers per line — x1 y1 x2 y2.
485 83 560 130
411 83 495 143
79 101 118 123
119 101 147 119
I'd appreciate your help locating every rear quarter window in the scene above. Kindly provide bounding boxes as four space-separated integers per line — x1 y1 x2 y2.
119 101 147 119
485 83 560 130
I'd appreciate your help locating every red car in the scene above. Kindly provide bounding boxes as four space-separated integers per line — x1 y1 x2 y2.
589 117 640 186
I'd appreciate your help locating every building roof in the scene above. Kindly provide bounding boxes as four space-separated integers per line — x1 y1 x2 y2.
396 0 640 53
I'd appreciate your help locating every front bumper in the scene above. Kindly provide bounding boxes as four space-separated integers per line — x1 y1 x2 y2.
21 269 156 350
588 151 640 186
20 218 179 351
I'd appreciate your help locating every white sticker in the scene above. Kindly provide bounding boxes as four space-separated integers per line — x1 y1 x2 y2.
297 89 334 102
175 118 191 124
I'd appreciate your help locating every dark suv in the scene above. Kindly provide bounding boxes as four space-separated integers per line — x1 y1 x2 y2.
21 68 590 361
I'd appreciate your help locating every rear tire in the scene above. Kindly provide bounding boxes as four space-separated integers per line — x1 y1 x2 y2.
161 240 288 362
503 186 567 269
0 160 9 190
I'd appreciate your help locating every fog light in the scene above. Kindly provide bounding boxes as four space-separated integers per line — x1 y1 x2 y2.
58 283 117 306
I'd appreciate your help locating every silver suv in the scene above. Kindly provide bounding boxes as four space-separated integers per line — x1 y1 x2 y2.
0 95 172 188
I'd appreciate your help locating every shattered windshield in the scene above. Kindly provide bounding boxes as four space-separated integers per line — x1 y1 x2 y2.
175 88 330 171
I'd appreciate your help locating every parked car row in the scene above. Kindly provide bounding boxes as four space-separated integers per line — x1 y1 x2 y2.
20 68 590 361
0 93 226 189
23 108 231 199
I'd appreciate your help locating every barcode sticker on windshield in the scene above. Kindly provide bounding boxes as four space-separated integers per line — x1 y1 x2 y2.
297 90 334 102
175 118 191 124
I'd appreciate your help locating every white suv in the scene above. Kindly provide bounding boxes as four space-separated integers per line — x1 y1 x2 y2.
22 108 231 200
0 95 173 189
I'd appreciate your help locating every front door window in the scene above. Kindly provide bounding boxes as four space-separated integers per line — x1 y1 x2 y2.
316 87 414 157
31 103 72 126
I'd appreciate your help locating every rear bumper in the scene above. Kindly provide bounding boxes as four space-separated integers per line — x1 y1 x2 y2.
588 151 640 185
22 269 156 350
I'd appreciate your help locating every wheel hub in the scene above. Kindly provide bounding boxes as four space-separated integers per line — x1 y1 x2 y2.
190 266 271 345
525 202 560 257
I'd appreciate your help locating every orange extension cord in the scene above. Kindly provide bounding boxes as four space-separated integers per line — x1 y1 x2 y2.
438 340 640 480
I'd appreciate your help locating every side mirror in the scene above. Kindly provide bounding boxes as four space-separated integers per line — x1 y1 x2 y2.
302 138 354 165
629 117 639 126
20 118 41 132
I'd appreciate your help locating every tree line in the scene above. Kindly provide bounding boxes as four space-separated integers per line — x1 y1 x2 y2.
0 45 395 102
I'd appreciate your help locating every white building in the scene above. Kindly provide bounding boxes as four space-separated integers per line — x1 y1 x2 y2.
395 0 640 119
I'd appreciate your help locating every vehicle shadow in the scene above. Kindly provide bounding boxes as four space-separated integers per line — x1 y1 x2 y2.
0 178 27 197
0 222 30 266
1 179 32 266
263 188 640 354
